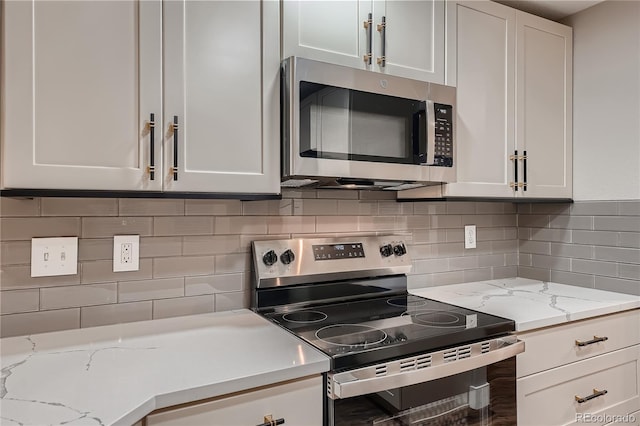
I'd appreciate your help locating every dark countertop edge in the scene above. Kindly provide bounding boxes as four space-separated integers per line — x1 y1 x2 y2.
0 189 282 200
397 197 574 203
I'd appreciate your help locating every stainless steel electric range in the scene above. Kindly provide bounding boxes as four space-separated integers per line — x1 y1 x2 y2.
251 236 524 426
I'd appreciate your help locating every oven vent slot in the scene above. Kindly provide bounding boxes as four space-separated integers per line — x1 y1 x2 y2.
481 342 491 353
443 345 472 362
375 365 388 377
399 354 432 372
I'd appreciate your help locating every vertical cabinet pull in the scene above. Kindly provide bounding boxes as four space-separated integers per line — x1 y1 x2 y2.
171 116 179 181
511 150 518 191
148 113 155 180
575 389 608 404
363 13 373 64
523 150 528 191
377 16 386 67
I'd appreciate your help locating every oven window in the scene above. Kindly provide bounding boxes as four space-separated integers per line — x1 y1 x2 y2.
330 358 516 426
299 82 425 165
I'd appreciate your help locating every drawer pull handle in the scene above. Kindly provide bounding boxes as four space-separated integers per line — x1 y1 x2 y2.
575 388 608 404
256 415 285 426
575 335 608 347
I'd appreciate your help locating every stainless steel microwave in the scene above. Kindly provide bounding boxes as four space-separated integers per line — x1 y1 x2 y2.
281 57 456 190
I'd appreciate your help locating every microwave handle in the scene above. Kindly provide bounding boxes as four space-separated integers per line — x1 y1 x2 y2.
425 100 436 165
412 104 427 164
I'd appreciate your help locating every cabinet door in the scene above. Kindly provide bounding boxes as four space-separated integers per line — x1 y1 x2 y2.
282 0 371 69
146 376 323 426
163 0 279 193
374 0 445 83
442 1 516 197
516 12 573 199
2 1 162 191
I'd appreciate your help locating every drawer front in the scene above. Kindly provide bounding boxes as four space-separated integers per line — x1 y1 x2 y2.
517 309 640 378
146 376 323 426
517 345 640 426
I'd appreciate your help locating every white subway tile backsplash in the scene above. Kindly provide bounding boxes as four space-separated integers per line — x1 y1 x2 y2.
81 301 152 328
185 273 244 296
1 309 80 337
118 278 184 302
153 256 215 278
0 289 39 314
78 239 113 261
1 265 80 290
140 236 183 258
215 253 250 274
81 259 152 284
82 217 152 238
41 283 117 309
42 198 118 217
152 295 214 319
0 241 31 265
1 217 80 241
183 235 242 256
214 216 268 235
185 199 242 215
214 291 248 311
120 199 185 216
154 216 214 236
267 216 315 234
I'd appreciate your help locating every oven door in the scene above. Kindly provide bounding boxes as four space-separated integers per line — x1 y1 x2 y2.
326 336 524 426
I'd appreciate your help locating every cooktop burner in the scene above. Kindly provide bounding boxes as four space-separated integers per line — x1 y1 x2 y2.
282 310 328 324
405 309 467 328
386 297 428 308
315 324 387 347
264 294 514 370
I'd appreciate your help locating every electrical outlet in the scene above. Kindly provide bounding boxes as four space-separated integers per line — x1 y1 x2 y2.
464 225 477 249
113 235 139 272
31 237 78 277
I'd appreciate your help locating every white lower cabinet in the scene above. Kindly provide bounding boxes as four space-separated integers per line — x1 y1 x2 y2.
605 410 640 426
145 376 323 426
517 310 640 426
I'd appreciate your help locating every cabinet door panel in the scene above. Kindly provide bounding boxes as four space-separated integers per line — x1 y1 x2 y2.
2 1 162 190
376 0 444 83
163 0 279 193
517 13 572 198
282 0 369 69
442 1 515 197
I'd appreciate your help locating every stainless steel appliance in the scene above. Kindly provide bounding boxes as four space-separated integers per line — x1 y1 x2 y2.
281 57 456 191
251 236 524 425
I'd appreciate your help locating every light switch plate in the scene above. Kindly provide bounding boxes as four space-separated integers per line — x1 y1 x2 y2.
113 235 140 272
31 237 78 277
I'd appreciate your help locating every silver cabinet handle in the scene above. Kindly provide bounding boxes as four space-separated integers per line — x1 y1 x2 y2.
575 335 608 347
575 388 607 404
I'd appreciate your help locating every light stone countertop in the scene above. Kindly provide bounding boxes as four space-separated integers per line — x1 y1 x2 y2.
410 277 640 332
0 309 330 426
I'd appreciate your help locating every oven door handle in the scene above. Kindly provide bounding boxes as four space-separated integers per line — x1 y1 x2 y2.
328 337 524 400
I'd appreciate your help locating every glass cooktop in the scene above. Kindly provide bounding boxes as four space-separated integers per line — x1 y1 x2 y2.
263 294 514 370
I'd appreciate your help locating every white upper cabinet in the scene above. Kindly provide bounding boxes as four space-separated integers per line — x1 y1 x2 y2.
516 12 573 199
2 1 280 194
408 0 572 199
2 0 162 191
443 1 516 198
163 0 279 193
282 0 445 83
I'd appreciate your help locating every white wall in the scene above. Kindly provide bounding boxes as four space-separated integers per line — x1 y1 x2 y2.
563 0 640 201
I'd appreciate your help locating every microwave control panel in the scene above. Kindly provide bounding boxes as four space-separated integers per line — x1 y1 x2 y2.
433 103 453 167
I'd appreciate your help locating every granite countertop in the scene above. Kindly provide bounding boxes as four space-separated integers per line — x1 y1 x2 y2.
0 309 330 426
410 277 640 332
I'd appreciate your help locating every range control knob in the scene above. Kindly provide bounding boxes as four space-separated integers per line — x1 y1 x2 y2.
262 250 278 266
280 249 295 265
380 244 393 258
393 243 407 256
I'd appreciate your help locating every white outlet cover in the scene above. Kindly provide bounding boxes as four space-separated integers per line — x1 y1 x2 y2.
464 225 477 249
31 237 78 277
113 235 140 272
